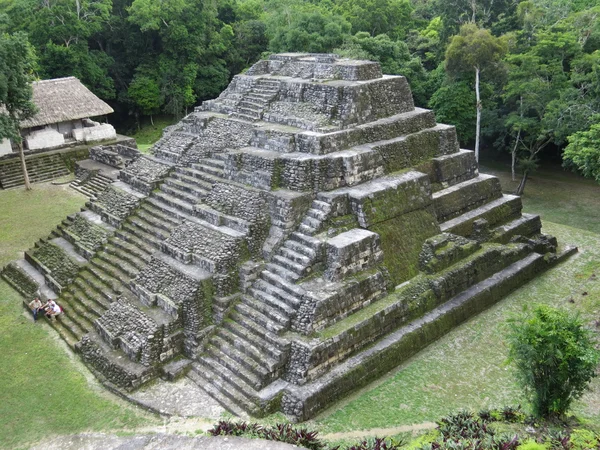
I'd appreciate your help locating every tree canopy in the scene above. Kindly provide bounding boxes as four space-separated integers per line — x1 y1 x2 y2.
1 0 599 186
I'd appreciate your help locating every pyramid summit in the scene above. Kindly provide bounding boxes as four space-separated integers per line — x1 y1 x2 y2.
2 53 574 421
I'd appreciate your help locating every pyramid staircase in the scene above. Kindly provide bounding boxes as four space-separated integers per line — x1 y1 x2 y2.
0 152 69 188
70 172 114 198
2 53 573 418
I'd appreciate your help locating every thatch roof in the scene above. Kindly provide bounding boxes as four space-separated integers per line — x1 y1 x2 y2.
20 77 114 128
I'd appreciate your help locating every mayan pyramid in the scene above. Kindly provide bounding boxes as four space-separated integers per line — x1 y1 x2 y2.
2 53 574 421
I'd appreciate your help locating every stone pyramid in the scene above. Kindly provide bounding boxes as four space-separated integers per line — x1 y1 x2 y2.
2 53 575 421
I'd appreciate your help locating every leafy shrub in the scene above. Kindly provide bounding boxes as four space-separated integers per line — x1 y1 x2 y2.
507 305 600 418
569 429 599 450
345 437 401 450
547 430 572 450
209 420 326 450
517 440 548 450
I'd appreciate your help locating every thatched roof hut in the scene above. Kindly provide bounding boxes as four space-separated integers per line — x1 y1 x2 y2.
21 77 114 129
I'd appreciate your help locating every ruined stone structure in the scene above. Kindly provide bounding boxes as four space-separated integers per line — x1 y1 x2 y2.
2 54 574 421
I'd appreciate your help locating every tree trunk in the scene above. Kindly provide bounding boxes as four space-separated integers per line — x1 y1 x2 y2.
515 170 528 196
511 130 520 182
150 114 154 126
18 141 31 191
474 66 482 162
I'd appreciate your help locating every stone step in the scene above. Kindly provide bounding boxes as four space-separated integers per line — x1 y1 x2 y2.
198 158 225 170
89 257 131 286
433 174 502 223
493 213 542 244
205 340 263 390
135 209 175 233
159 183 202 205
208 334 271 380
165 176 210 197
439 194 523 237
283 239 317 259
65 284 106 317
191 163 225 178
194 205 250 234
128 216 170 241
271 255 308 277
86 262 125 293
239 100 264 109
253 279 302 309
260 270 306 299
139 202 181 227
57 292 96 331
306 208 328 221
298 223 317 236
188 363 258 416
264 263 301 283
71 279 111 311
98 248 145 278
107 236 153 263
253 87 278 96
198 356 256 403
290 232 321 250
121 223 162 250
79 270 119 303
242 295 290 328
152 191 196 215
175 166 222 186
223 319 285 360
231 112 259 122
278 247 311 266
246 94 271 103
248 286 296 317
301 216 322 229
311 199 332 213
238 106 261 115
234 302 284 334
50 313 85 343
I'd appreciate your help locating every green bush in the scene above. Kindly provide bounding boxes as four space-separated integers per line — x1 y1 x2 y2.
507 305 600 418
517 440 548 450
569 429 599 450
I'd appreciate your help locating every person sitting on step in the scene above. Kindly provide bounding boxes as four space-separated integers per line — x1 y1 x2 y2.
28 297 43 322
41 299 62 320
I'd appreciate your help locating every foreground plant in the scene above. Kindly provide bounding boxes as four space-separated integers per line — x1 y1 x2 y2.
506 305 600 418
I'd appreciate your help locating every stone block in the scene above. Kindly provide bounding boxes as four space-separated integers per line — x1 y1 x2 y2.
324 229 383 282
346 171 432 228
26 127 64 150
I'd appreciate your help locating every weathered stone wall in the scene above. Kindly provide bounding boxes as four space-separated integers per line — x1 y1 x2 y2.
90 145 124 168
324 229 383 282
119 156 172 194
63 214 111 256
26 241 81 288
91 185 144 227
1 262 39 298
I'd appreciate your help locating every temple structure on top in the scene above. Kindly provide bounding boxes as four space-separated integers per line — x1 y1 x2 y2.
0 77 116 156
2 54 574 421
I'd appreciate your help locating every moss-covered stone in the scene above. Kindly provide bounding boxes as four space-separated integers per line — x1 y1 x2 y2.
370 208 440 286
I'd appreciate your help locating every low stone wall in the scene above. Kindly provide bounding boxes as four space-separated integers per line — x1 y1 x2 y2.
26 241 81 289
91 185 144 227
77 335 156 390
63 214 111 256
1 262 39 298
119 156 172 194
419 233 480 274
324 229 383 282
90 146 124 168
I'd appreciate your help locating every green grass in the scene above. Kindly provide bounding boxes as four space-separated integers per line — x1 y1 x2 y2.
0 182 153 449
128 116 177 154
480 161 600 234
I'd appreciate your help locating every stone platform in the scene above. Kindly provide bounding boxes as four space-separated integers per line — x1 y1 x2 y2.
2 53 573 422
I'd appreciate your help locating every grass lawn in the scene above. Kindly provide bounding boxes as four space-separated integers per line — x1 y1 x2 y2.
308 164 600 436
128 116 177 154
0 183 154 449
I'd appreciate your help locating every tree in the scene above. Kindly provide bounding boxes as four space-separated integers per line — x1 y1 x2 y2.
445 23 506 161
507 305 600 418
562 118 600 183
0 31 37 190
